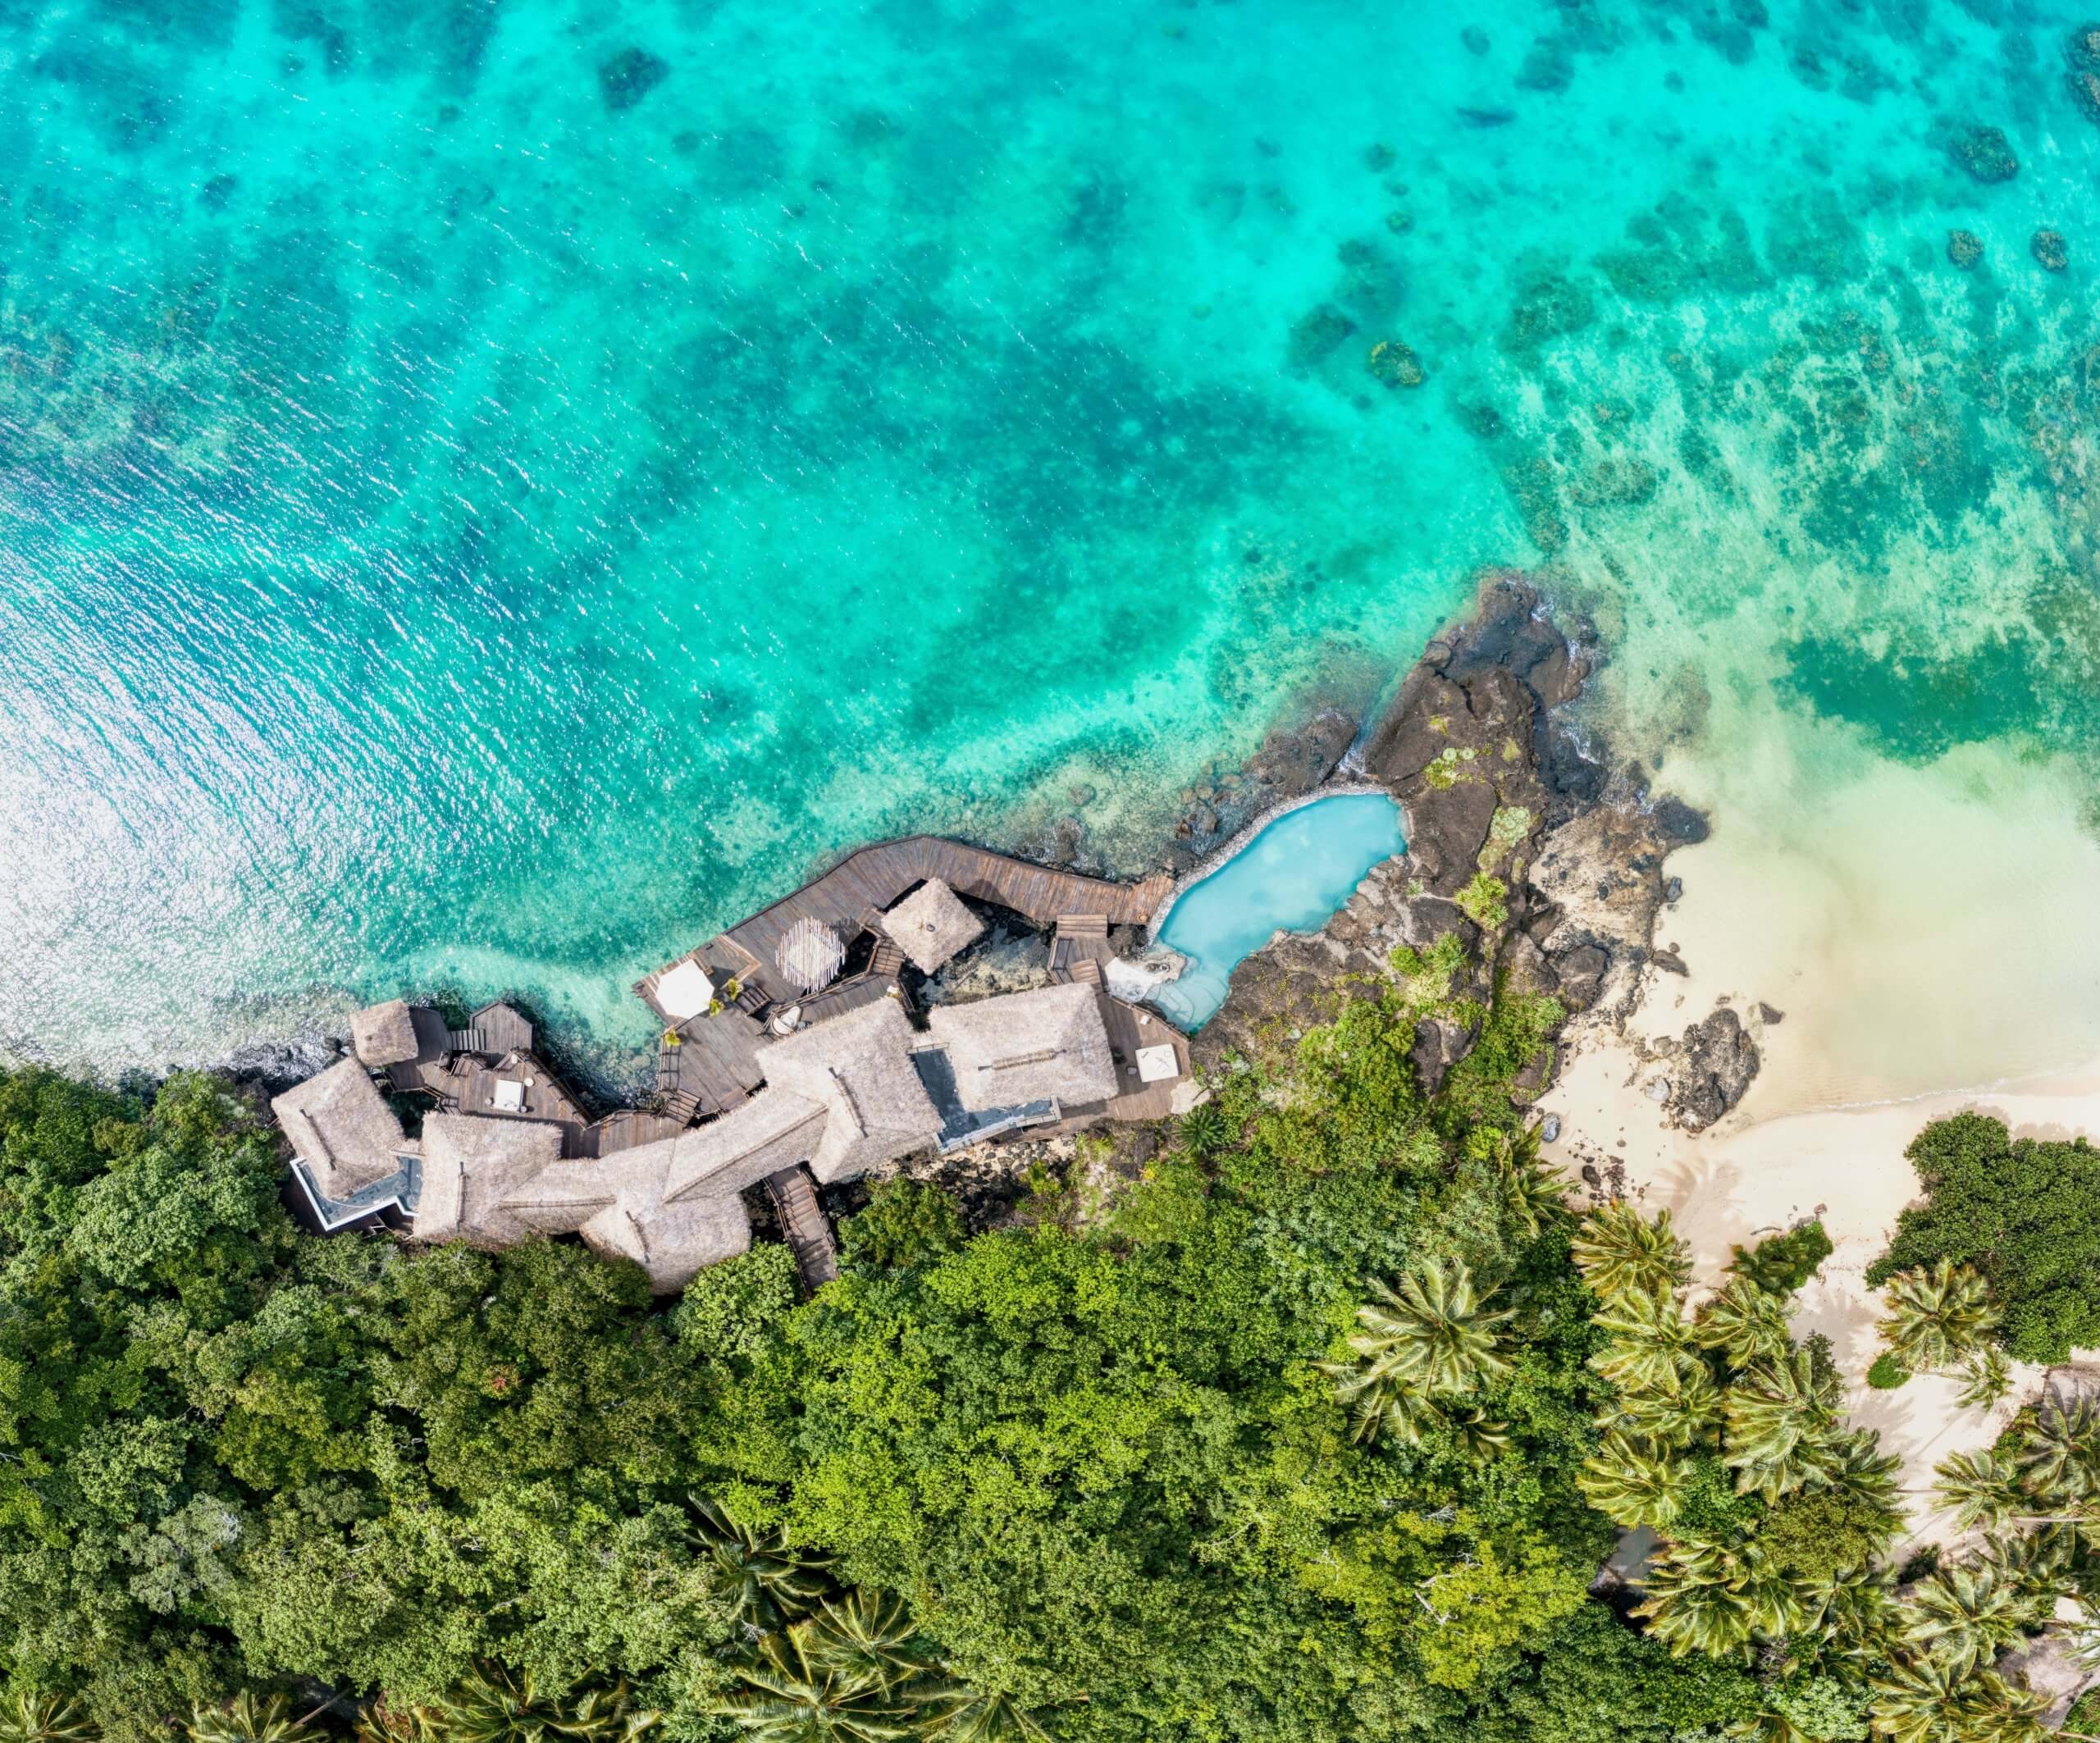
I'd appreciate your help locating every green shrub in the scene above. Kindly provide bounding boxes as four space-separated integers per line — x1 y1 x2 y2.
1865 1352 1910 1390
1728 1218 1833 1296
1456 871 1509 930
1866 1111 2100 1363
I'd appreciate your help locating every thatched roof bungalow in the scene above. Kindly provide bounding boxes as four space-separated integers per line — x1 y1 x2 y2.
272 1059 416 1210
758 997 943 1181
413 1113 565 1249
578 1194 752 1292
350 1000 421 1069
661 1091 829 1203
882 878 984 974
925 982 1118 1111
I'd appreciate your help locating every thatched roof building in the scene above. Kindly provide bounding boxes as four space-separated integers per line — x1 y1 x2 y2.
776 918 846 993
661 1091 829 1203
413 1113 565 1248
578 1194 752 1292
350 1000 421 1068
926 982 1118 1111
759 997 943 1180
272 1059 414 1203
882 878 984 974
488 1143 756 1290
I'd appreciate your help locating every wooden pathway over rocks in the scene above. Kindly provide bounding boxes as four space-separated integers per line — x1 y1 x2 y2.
638 837 1171 1024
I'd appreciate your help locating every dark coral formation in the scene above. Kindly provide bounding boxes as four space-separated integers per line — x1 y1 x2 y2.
1286 303 1357 369
2034 229 2070 272
599 47 669 112
2067 22 2100 122
1947 228 1984 269
1366 340 1427 389
1952 124 2019 184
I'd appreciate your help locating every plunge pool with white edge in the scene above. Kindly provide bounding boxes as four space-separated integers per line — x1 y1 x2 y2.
1147 792 1407 1030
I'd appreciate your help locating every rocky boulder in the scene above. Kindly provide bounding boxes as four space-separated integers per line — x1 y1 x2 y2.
1667 1006 1760 1132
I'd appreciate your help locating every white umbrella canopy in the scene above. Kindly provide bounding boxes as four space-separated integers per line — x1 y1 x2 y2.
776 918 846 993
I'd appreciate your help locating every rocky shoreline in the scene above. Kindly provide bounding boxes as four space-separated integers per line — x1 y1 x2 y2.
201 571 1758 1181
1187 570 1759 1134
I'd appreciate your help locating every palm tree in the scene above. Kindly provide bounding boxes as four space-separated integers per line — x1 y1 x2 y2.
185 1697 326 1743
711 1621 921 1743
1804 1564 1903 1666
1869 1654 1966 1743
1599 1362 1719 1449
1956 1346 2011 1412
1327 1377 1442 1448
1578 1432 1690 1531
1590 1288 1700 1394
1903 1556 2049 1675
1474 1124 1568 1236
1722 1349 1839 1496
923 1690 1051 1743
0 1695 98 1743
1876 1259 2000 1377
1173 1102 1230 1159
688 1498 835 1630
424 1668 650 1743
1633 1545 1756 1662
1729 1545 1807 1640
1449 1408 1511 1460
1572 1203 1692 1306
1823 1430 1906 1535
807 1591 928 1686
2013 1388 2100 1503
1693 1278 1792 1370
1950 1668 2051 1743
1933 1449 2026 1534
1325 1257 1513 1415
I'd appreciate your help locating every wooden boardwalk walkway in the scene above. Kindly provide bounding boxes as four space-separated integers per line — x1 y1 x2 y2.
639 837 1171 1023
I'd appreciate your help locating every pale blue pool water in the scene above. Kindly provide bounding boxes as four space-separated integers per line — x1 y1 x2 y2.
1149 793 1404 1029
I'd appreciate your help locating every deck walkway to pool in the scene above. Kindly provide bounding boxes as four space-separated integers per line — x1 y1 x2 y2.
635 839 1176 1123
638 837 1172 1022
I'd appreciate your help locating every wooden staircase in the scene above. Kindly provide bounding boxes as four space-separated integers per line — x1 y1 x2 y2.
763 1166 838 1292
870 938 905 976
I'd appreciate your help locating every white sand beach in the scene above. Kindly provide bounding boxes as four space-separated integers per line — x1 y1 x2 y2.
1541 813 2100 1547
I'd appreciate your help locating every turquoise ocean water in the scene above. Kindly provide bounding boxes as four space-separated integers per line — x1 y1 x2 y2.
8 0 2100 1090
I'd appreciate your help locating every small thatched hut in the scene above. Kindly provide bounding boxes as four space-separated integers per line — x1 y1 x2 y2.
349 1000 420 1068
882 878 985 974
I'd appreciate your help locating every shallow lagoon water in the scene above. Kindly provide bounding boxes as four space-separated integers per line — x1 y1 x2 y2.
7 2 2100 1096
1150 793 1405 1030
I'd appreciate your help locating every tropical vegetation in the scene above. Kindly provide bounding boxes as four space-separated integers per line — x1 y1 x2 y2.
1866 1112 2100 1364
0 957 2088 1741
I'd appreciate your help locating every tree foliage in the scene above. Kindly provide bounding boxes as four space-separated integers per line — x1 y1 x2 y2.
0 972 2079 1743
1866 1111 2100 1363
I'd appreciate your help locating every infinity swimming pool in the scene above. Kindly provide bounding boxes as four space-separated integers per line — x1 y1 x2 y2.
1148 792 1406 1029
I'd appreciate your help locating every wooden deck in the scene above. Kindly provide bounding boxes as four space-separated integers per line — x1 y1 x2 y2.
638 837 1171 1024
656 1002 769 1119
1092 993 1194 1125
